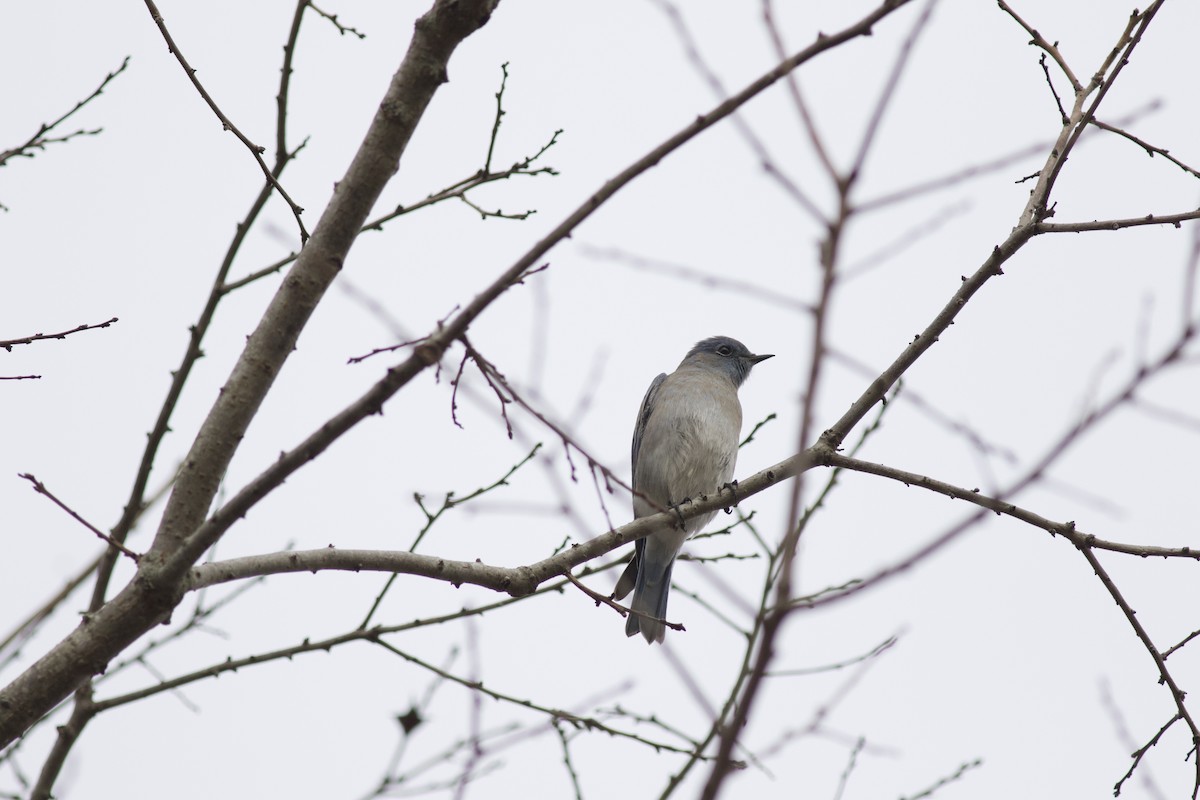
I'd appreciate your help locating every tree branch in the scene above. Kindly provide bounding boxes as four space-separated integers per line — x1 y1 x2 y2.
187 449 815 596
0 318 118 351
824 454 1200 560
0 0 502 749
1037 209 1200 233
0 58 129 171
17 475 140 561
141 0 310 243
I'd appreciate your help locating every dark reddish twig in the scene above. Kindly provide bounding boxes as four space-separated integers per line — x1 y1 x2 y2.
0 318 118 351
18 474 140 561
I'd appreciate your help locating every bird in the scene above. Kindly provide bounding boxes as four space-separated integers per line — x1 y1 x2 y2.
612 335 773 643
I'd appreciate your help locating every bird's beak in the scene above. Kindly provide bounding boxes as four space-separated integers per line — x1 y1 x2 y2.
749 353 774 364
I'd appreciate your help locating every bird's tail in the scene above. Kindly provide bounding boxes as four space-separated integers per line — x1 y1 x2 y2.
625 557 675 644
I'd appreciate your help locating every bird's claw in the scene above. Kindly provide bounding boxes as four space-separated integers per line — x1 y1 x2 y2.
720 480 740 513
668 498 691 528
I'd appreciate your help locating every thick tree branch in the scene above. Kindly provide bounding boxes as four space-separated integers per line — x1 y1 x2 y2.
88 6 314 615
129 0 909 599
0 0 501 748
187 450 817 596
701 5 1173 794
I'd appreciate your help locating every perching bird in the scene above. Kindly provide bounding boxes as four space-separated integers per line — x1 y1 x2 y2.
612 336 773 643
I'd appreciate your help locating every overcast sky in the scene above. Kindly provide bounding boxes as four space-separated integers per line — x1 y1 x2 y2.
3 1 1200 798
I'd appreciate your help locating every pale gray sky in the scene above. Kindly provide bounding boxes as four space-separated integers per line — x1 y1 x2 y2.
3 1 1199 798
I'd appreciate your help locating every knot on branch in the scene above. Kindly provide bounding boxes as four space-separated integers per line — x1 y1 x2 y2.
504 567 539 598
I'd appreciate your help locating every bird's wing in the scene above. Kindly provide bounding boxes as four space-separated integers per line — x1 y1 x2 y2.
631 372 667 484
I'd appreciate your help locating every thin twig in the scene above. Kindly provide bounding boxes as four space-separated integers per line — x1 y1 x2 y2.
1165 628 1200 660
1113 710 1177 798
275 0 305 163
358 444 543 630
18 474 140 561
1039 52 1069 125
309 2 366 38
1037 209 1200 233
580 245 814 314
89 2 314 616
371 638 717 760
761 0 838 184
1080 546 1200 798
0 318 118 351
656 0 824 221
484 62 508 173
899 758 985 800
1090 118 1200 180
222 128 561 294
92 593 559 713
0 554 104 669
848 0 938 187
0 58 130 169
703 6 935 794
553 722 586 800
141 0 310 243
996 0 1082 92
825 453 1200 561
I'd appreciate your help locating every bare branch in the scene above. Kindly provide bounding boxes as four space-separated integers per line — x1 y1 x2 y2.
1165 628 1200 660
848 0 938 188
1037 209 1200 233
997 0 1082 92
761 0 838 184
371 638 720 760
275 1 306 164
0 318 118 351
17 474 140 561
1038 52 1070 125
851 100 1177 212
768 635 899 677
170 0 913 628
359 443 543 629
1017 2 1165 228
0 58 130 171
0 554 102 670
656 0 824 220
825 454 1200 560
184 445 811 597
221 128 561 294
1090 118 1200 181
580 244 814 313
899 758 985 800
92 577 582 712
141 0 310 243
1081 546 1200 798
1113 712 1179 798
309 2 367 39
0 0 505 749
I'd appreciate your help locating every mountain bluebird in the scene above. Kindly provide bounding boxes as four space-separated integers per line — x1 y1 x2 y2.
613 335 773 643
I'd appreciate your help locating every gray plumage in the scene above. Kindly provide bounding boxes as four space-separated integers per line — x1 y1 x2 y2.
613 336 773 643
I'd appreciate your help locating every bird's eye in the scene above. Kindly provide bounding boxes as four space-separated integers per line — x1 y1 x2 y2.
716 345 733 356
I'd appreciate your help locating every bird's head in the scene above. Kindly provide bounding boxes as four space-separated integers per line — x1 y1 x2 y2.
683 335 774 387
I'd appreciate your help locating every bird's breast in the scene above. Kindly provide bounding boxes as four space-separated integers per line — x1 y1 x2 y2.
635 370 742 510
